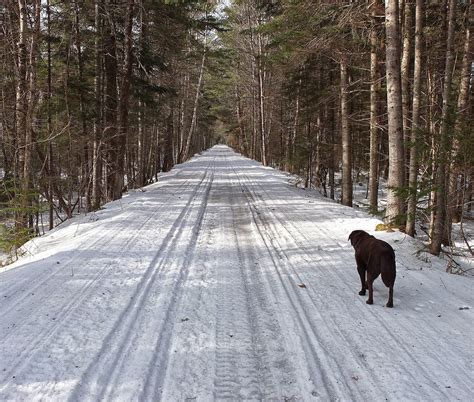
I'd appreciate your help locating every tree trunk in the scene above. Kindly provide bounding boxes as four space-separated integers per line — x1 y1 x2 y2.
257 33 267 166
287 79 301 172
430 0 456 255
104 0 118 202
21 0 41 231
16 0 28 230
446 3 472 228
384 0 405 224
74 0 91 210
137 96 145 187
406 0 424 237
235 85 247 153
340 57 352 207
92 0 102 210
178 67 189 159
401 0 413 176
163 112 174 172
114 0 135 199
369 2 382 213
47 0 54 230
182 47 206 163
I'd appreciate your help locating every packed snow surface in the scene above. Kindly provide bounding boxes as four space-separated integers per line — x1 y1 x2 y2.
0 145 472 401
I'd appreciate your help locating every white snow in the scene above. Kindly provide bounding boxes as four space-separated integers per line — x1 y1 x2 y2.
0 145 472 401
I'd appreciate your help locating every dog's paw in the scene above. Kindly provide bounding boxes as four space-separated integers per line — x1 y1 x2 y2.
385 302 393 308
358 290 366 296
366 299 373 305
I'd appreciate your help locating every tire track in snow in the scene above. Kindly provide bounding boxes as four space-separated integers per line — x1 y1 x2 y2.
0 217 159 393
140 161 215 402
155 150 297 400
0 173 193 333
237 165 433 399
239 175 395 399
256 187 468 397
310 236 472 396
0 161 207 398
0 175 198 396
153 170 221 400
69 158 215 401
287 219 464 398
291 220 462 394
213 186 260 398
220 170 301 399
229 157 363 400
0 173 193 343
235 156 470 399
213 174 275 399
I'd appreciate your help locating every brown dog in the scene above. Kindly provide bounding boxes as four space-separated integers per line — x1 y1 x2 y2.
348 230 396 307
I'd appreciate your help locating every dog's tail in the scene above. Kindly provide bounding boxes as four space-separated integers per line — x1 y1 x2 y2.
380 253 396 288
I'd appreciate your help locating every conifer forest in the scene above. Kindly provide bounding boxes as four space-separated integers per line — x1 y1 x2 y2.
1 0 473 257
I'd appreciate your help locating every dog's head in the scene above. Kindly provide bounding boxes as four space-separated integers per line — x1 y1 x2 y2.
348 230 371 248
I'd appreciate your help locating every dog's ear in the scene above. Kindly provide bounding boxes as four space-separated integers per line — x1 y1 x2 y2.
349 230 364 246
348 231 357 244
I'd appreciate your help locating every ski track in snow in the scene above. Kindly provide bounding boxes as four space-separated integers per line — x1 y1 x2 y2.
0 145 472 401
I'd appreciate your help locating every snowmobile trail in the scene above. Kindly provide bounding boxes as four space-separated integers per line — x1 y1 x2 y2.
71 159 216 401
0 145 472 401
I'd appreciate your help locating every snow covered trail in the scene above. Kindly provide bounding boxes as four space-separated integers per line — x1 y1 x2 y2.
0 145 472 401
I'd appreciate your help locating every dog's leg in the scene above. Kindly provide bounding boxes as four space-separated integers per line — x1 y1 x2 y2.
357 266 366 296
366 272 374 305
386 286 394 308
356 256 367 296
